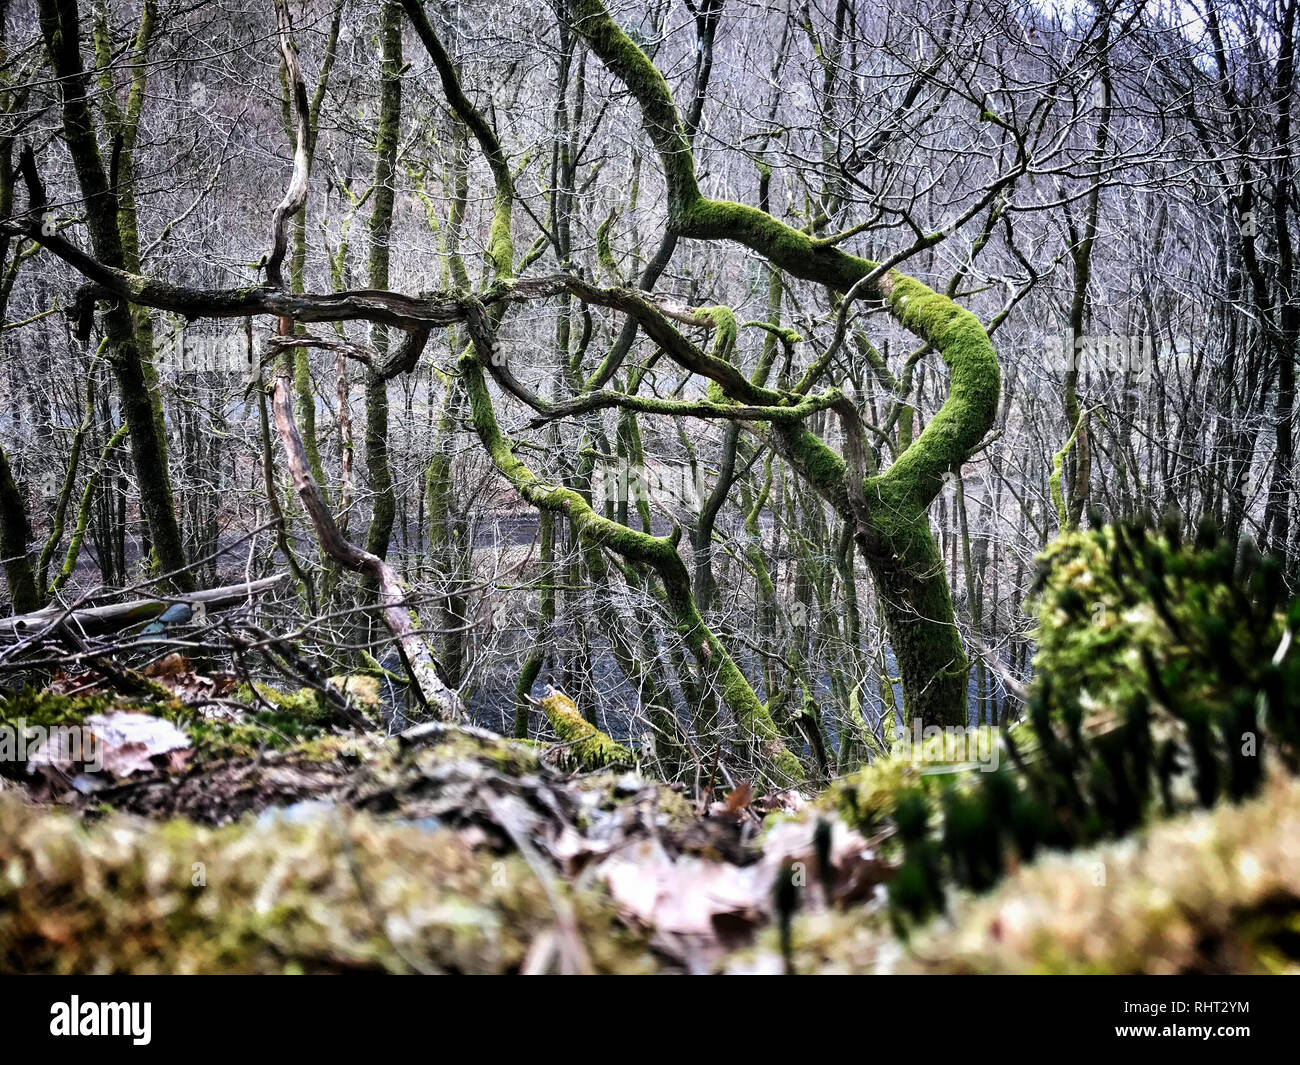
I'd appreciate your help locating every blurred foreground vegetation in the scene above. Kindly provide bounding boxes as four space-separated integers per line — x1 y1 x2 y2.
3 520 1300 973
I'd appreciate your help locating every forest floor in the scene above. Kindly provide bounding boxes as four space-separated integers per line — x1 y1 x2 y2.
1 657 1298 974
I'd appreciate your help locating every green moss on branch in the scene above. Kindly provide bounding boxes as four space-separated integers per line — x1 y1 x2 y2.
540 689 633 770
460 354 803 786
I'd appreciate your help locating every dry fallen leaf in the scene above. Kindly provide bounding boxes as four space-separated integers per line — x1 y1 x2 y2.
143 653 192 678
722 780 754 817
142 655 236 703
599 837 767 939
84 712 192 778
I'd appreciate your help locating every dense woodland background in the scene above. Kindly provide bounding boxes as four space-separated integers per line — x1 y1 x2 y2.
1 0 1298 792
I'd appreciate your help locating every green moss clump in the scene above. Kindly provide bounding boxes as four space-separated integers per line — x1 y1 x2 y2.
1027 522 1272 728
821 732 986 836
284 734 371 765
183 718 318 761
393 722 543 777
729 773 1300 974
905 773 1300 974
815 519 1300 930
572 771 697 827
540 690 635 771
328 675 382 710
595 209 623 283
0 688 114 729
0 793 654 974
183 684 338 760
238 683 334 722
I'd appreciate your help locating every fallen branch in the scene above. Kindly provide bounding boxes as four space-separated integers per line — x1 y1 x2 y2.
0 574 287 642
259 5 461 724
269 361 463 722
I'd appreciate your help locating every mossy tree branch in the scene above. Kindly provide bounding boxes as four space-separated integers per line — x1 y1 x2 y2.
565 0 1000 725
362 0 404 619
460 349 803 786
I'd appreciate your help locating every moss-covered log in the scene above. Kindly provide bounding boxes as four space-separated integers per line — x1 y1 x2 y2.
0 793 650 974
539 689 634 770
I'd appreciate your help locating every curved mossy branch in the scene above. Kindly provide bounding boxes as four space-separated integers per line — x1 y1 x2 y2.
481 279 872 554
567 0 1000 512
459 351 803 786
561 279 867 517
564 277 781 406
522 383 846 429
568 0 993 727
694 304 738 402
463 277 843 436
579 3 720 392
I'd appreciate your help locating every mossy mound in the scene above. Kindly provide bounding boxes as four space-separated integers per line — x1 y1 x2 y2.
345 721 693 850
0 793 654 974
327 675 383 710
82 736 373 825
181 683 361 760
1028 521 1294 743
0 688 117 729
902 770 1300 973
820 724 1008 836
0 682 350 767
0 718 706 973
728 773 1300 974
87 719 696 846
865 519 1300 926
